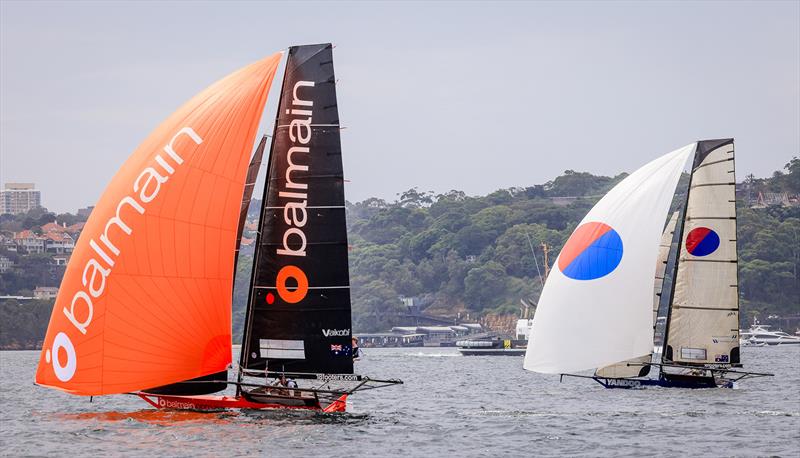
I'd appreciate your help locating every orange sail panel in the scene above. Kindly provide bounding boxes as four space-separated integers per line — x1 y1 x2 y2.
35 53 283 396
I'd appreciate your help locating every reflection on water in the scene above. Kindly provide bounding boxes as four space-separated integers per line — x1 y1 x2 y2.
57 409 238 425
2 347 799 456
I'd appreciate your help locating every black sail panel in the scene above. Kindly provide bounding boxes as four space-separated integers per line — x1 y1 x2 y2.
241 44 353 376
234 135 268 272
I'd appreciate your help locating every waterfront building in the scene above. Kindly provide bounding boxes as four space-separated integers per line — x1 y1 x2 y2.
33 286 58 300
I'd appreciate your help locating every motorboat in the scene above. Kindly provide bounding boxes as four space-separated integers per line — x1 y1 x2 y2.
457 337 526 356
740 323 800 346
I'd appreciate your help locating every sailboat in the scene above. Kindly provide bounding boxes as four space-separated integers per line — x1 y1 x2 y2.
34 44 400 412
523 139 772 388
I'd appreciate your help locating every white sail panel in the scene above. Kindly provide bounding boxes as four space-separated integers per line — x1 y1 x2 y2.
595 211 678 378
594 354 651 379
524 145 694 374
665 140 739 365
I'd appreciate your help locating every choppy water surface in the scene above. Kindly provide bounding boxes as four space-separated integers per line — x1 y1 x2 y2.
1 346 798 457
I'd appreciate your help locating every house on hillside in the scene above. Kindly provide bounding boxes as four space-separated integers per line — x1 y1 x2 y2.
753 192 791 208
0 255 12 273
41 221 68 234
51 253 70 266
14 230 45 254
66 222 85 236
44 232 74 254
0 234 17 252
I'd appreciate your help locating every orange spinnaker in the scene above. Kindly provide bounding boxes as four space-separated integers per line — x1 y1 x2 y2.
35 53 283 396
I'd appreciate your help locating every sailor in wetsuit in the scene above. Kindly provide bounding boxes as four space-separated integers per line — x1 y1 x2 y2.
352 337 361 360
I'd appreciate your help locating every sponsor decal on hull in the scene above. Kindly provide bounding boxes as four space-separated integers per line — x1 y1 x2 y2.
316 373 359 382
604 378 642 388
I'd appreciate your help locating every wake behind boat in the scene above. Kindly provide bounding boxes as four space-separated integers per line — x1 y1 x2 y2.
34 44 400 413
523 140 773 388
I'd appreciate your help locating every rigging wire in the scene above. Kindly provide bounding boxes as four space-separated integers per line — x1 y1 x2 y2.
525 232 545 289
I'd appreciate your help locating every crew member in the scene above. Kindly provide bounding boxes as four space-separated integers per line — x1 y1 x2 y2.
352 337 361 360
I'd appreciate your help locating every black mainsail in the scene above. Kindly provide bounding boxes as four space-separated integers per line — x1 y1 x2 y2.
240 44 353 377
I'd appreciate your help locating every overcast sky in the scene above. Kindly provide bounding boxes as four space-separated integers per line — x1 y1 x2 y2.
1 1 798 213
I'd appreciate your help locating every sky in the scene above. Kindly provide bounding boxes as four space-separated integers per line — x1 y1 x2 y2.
1 1 798 213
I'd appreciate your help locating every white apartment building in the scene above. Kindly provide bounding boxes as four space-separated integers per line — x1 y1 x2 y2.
0 183 41 215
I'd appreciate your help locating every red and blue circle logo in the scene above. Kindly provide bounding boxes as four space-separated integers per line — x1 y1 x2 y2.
558 222 624 280
685 227 719 257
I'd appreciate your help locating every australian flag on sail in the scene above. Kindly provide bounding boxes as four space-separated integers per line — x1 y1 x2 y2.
330 344 352 358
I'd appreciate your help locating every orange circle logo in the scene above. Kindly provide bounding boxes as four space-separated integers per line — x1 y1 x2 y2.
276 265 308 304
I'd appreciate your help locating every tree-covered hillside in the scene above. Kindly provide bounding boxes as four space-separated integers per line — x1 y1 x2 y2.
232 158 799 335
2 159 798 349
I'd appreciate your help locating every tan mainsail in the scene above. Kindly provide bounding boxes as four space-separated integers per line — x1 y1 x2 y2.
595 211 679 378
665 139 739 366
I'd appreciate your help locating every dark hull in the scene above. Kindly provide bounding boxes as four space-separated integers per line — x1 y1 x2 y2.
594 374 727 389
458 348 526 356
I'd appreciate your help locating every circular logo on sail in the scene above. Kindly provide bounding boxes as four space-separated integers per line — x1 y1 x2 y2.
685 227 720 257
558 222 623 280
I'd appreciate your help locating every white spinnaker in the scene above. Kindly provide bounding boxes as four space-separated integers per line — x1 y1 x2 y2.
524 144 694 374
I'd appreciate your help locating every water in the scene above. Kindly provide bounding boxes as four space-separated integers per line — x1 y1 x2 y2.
1 346 799 457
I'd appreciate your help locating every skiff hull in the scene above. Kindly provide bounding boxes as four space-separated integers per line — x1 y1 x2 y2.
136 392 348 413
593 376 728 389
